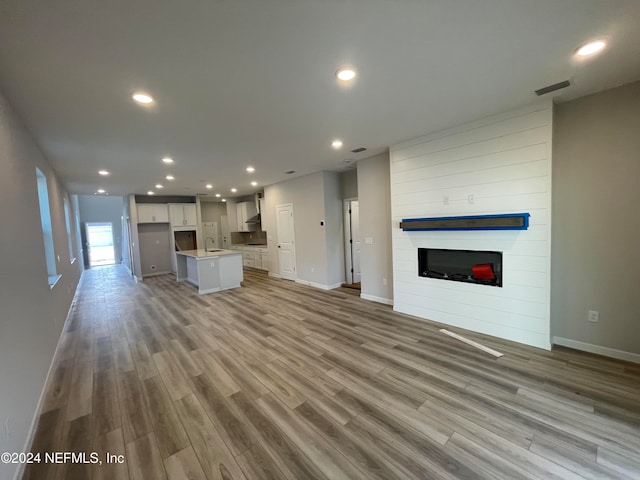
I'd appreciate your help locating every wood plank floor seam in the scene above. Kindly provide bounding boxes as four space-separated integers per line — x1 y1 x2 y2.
21 265 640 480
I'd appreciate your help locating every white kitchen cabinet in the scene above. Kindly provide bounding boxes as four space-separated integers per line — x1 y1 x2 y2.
137 204 169 223
233 245 268 270
235 202 257 232
255 253 263 270
169 203 197 227
260 253 269 271
226 202 238 230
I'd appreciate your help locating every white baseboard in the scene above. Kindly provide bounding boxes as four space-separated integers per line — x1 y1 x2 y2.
552 336 640 364
295 279 342 290
360 293 394 305
14 272 84 480
142 270 171 278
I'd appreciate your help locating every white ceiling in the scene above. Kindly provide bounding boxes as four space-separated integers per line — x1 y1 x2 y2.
1 0 639 199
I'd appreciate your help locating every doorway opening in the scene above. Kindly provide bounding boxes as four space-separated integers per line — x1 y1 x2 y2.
86 222 116 267
343 199 361 289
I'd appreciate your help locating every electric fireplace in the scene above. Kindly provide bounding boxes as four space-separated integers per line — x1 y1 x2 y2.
418 248 502 287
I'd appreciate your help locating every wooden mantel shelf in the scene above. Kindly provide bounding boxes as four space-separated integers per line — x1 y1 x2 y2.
400 213 530 231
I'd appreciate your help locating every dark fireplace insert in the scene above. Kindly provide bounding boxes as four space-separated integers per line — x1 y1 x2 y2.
418 248 502 287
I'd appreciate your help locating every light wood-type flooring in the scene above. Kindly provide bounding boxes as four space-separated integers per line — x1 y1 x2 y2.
23 265 640 479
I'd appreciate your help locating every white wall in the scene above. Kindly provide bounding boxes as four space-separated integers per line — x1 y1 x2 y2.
390 101 553 350
322 171 345 288
138 223 172 275
552 81 640 359
263 171 344 289
357 152 394 304
340 169 358 199
0 90 83 479
121 197 132 274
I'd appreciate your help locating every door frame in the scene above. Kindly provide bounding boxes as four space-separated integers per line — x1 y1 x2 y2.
343 198 358 284
276 203 297 280
85 221 116 267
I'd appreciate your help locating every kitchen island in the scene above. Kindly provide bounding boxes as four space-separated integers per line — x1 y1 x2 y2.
176 249 243 294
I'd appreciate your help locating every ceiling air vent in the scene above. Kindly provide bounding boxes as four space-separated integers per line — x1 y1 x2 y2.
350 147 367 153
535 80 570 96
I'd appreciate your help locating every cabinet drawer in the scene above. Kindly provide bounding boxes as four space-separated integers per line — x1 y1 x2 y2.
243 258 255 268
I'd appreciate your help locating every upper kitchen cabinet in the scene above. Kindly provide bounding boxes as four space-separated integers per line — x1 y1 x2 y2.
235 201 257 232
169 203 197 228
137 204 169 223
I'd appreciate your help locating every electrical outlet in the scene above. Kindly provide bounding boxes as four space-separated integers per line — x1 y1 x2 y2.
382 278 387 286
468 194 475 204
311 267 315 273
443 195 449 205
588 310 599 322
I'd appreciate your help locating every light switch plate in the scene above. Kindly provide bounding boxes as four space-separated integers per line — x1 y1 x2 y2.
365 237 373 245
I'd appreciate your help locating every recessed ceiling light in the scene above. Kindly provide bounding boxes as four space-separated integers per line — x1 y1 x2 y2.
166 175 175 180
222 199 227 202
230 188 237 193
336 67 356 81
331 139 343 149
215 193 221 198
97 189 106 193
131 92 154 104
246 166 255 173
206 184 213 189
162 157 174 164
147 191 154 195
251 181 258 187
576 40 606 57
98 170 110 176
155 184 163 189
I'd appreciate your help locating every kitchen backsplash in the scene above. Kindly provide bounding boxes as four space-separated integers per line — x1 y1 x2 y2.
231 229 267 245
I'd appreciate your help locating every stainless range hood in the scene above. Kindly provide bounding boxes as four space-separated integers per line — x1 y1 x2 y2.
246 213 261 224
246 192 263 224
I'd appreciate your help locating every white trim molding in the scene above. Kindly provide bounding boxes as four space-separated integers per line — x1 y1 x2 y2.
295 279 342 290
360 293 394 305
552 336 640 364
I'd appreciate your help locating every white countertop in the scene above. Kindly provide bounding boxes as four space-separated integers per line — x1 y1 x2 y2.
176 249 242 259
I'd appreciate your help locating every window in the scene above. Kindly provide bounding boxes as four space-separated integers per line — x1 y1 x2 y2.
35 168 60 287
63 198 76 263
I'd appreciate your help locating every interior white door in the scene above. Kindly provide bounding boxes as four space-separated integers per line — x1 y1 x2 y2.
221 215 230 249
276 203 296 280
350 201 361 283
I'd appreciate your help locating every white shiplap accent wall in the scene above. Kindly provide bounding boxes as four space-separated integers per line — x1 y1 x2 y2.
390 101 553 350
